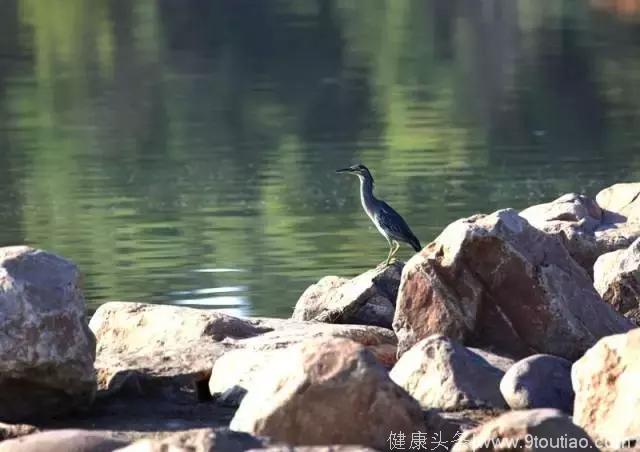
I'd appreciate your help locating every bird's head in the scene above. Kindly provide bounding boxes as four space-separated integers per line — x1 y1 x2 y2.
336 164 373 180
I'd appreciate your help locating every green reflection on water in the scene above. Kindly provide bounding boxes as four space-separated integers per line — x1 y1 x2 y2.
0 0 639 317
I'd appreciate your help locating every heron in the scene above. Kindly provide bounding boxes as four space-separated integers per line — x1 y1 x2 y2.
336 164 422 265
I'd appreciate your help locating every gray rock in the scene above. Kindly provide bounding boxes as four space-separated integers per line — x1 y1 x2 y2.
520 190 640 273
209 322 398 405
390 335 509 410
292 262 403 328
0 246 97 421
114 428 270 452
499 354 574 413
594 238 640 321
451 409 596 451
229 337 427 449
0 429 129 452
90 302 268 399
596 182 640 223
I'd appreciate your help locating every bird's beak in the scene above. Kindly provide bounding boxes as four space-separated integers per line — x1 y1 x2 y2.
336 167 353 174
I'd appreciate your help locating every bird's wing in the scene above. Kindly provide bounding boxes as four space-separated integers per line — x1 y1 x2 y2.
375 201 421 250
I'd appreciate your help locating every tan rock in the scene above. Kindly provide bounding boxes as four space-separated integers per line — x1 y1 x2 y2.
596 182 640 223
520 191 640 272
90 302 266 398
114 428 269 452
0 429 129 452
594 238 640 320
292 263 402 328
451 409 596 451
0 246 96 421
393 209 633 359
229 337 426 449
520 193 602 227
572 328 640 448
390 335 509 410
209 322 398 404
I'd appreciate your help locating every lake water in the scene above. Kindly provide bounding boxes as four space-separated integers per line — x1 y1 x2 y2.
1 0 640 317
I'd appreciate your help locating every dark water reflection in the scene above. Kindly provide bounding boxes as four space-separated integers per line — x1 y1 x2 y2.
1 0 640 316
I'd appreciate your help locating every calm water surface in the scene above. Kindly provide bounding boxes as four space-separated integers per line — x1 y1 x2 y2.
1 1 640 316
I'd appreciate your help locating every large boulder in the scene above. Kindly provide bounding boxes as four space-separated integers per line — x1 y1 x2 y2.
292 263 402 328
451 409 596 451
393 209 633 359
229 337 427 449
90 302 268 399
0 429 129 452
520 191 640 272
499 354 574 413
0 246 96 421
389 335 509 411
596 182 640 223
594 238 640 322
113 428 270 452
209 322 398 405
572 328 640 447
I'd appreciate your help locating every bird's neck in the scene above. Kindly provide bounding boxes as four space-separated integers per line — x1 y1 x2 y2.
359 176 376 216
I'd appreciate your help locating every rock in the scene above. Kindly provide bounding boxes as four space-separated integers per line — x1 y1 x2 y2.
0 246 96 421
596 182 640 223
499 354 574 413
250 447 377 452
520 191 640 272
292 263 403 328
594 238 640 320
451 409 596 451
393 209 633 359
389 335 509 411
229 337 426 449
90 302 268 399
572 328 640 447
0 422 38 440
114 428 270 452
520 192 602 228
0 429 129 452
209 322 398 405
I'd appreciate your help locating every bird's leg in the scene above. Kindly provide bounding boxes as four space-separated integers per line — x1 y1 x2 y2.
389 241 400 263
383 241 395 266
384 241 400 266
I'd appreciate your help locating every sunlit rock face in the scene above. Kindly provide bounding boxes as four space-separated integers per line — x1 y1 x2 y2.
112 428 270 452
0 246 97 421
89 301 267 398
0 429 129 452
520 190 640 273
209 321 398 406
291 262 403 329
393 209 633 360
451 409 596 452
596 182 640 224
572 328 640 448
390 335 510 411
594 237 640 324
229 337 427 450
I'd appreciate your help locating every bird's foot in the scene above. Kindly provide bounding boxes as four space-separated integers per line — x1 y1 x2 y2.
380 257 397 268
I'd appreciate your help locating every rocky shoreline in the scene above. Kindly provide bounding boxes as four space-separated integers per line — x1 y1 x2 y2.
0 182 639 451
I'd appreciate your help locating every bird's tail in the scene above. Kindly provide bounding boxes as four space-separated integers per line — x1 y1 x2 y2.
409 235 422 252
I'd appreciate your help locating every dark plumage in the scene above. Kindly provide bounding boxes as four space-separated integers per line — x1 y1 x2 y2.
336 164 422 264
